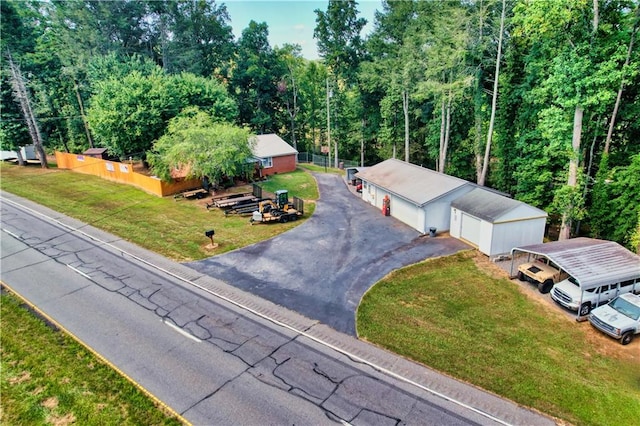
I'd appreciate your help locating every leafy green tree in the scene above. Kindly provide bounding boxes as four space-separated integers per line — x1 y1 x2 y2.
512 0 635 239
297 60 327 153
0 1 36 160
590 153 640 250
87 69 237 157
362 0 417 162
314 0 367 165
156 0 235 76
411 0 472 173
171 72 238 121
276 44 310 151
231 21 284 134
50 0 153 58
87 69 175 157
314 0 366 85
147 107 254 184
631 211 640 254
1 1 49 167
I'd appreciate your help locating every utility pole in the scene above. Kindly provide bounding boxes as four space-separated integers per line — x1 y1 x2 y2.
326 77 331 168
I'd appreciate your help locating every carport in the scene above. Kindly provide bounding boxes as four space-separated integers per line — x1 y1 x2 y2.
510 238 640 319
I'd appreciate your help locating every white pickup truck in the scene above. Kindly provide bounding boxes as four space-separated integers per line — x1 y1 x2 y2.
589 293 640 345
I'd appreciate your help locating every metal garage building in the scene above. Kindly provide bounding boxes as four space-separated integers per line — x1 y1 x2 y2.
510 238 640 319
355 158 476 234
450 188 548 257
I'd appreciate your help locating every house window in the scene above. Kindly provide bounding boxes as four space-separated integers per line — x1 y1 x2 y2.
261 157 273 168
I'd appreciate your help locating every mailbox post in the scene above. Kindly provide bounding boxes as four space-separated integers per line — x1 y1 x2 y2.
205 229 216 249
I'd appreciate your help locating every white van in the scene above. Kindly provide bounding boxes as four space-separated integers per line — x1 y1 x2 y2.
551 277 640 316
589 293 640 345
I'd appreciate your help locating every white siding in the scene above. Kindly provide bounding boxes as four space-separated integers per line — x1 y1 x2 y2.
461 213 481 245
361 181 377 206
478 220 494 255
359 178 478 235
450 207 462 238
422 187 475 234
490 218 546 256
450 210 546 257
390 196 419 230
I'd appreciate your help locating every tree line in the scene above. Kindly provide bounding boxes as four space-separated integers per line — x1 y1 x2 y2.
1 0 638 251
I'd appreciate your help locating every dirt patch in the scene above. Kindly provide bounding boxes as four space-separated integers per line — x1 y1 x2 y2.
8 371 31 385
47 412 76 426
42 396 59 409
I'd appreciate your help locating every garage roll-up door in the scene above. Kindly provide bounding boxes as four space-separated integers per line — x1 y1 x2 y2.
461 213 481 245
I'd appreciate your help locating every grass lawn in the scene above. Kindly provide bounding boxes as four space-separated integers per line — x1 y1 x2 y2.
357 251 640 426
0 291 183 425
0 163 317 261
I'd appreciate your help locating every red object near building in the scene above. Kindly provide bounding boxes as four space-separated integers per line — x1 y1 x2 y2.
382 195 390 216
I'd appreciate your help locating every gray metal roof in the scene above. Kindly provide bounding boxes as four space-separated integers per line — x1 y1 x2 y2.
451 188 547 223
355 158 472 206
512 238 640 289
251 134 298 158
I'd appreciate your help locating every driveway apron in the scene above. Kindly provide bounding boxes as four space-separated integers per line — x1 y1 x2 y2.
186 173 469 335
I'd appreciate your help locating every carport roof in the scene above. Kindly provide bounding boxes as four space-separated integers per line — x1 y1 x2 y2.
451 188 547 222
512 238 640 289
355 158 472 206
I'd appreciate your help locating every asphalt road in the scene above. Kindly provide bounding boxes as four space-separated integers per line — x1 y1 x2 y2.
1 192 554 425
187 173 470 335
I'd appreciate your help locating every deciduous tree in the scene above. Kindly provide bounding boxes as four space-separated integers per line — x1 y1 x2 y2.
147 108 254 184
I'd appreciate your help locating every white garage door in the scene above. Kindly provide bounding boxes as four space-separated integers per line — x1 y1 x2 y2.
391 196 420 231
461 213 481 245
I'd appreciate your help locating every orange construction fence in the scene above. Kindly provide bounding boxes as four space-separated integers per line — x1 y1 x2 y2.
54 151 201 197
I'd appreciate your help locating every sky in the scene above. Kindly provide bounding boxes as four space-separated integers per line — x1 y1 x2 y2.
222 0 383 60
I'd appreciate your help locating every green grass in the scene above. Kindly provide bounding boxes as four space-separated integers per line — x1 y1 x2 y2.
0 163 317 261
357 251 640 426
0 291 183 426
298 162 345 175
260 168 320 200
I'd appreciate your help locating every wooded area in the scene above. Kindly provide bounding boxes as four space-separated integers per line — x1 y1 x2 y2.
1 0 638 251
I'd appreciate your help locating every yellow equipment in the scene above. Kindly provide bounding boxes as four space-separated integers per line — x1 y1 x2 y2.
251 190 303 224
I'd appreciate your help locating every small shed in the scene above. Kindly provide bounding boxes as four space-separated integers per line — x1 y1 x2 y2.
510 238 640 317
83 147 109 160
450 188 547 257
252 134 298 177
345 166 368 185
1 144 36 161
355 158 475 234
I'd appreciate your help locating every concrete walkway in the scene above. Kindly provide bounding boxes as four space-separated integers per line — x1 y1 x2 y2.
186 173 469 335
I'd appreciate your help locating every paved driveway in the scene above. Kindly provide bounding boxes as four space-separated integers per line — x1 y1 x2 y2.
186 173 469 335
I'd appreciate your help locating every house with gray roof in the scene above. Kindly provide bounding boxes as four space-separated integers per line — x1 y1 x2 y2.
355 158 476 234
251 134 298 177
450 188 548 257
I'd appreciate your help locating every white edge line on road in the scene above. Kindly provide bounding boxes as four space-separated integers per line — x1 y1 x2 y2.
163 320 202 343
1 228 21 240
66 264 92 280
2 196 512 426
